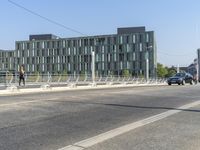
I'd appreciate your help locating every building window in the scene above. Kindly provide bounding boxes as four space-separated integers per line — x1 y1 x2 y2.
32 42 35 50
42 42 45 49
22 43 25 50
27 43 30 49
47 49 50 56
119 45 123 53
102 46 105 53
68 63 70 71
37 57 40 64
114 53 117 61
127 44 130 52
84 47 87 54
113 45 117 53
90 46 93 53
17 51 20 57
17 43 20 50
68 48 70 55
120 36 123 44
120 62 123 70
63 40 66 47
32 50 35 56
102 54 104 62
79 40 82 47
126 36 129 43
42 49 45 56
146 33 149 42
85 63 87 70
74 47 76 55
32 64 35 72
56 49 59 55
37 42 40 49
140 43 142 52
127 62 130 69
102 62 104 70
133 52 136 61
133 35 136 43
107 53 110 62
58 64 60 71
47 41 50 48
139 34 143 43
37 50 40 56
58 56 60 63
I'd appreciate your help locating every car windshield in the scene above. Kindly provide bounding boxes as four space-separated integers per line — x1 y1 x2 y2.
174 73 185 77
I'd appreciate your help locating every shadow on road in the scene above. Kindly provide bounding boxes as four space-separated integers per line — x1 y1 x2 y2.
104 103 200 113
48 99 200 113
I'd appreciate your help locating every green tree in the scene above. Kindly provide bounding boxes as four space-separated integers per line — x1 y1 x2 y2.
165 66 176 78
122 69 130 77
157 63 168 78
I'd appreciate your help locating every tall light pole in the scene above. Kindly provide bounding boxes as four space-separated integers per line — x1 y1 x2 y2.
145 46 152 82
92 50 95 84
177 64 180 73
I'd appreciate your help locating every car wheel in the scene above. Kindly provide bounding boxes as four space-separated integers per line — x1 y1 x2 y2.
182 80 185 85
168 83 171 85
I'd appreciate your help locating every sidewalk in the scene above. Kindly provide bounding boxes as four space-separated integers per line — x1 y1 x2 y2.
0 83 167 96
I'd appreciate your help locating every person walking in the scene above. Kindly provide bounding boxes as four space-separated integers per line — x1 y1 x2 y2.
19 65 25 86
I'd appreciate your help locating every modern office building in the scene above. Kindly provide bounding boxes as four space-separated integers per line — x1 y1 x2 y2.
14 27 157 77
1 27 157 77
0 49 15 71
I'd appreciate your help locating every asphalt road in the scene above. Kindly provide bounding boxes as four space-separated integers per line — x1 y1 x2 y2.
0 84 200 150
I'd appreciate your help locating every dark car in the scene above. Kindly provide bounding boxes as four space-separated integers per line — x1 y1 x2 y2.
167 72 194 85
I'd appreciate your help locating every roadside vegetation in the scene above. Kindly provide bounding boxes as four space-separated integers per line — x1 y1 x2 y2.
157 63 176 78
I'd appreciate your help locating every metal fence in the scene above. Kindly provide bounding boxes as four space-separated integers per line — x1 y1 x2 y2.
0 73 167 88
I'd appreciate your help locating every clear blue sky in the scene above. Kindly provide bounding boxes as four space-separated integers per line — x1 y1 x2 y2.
1 0 200 67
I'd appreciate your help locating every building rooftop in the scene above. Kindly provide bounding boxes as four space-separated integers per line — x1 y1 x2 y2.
17 27 151 42
29 34 59 41
117 26 146 34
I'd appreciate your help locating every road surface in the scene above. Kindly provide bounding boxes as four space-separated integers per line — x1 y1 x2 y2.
0 84 200 150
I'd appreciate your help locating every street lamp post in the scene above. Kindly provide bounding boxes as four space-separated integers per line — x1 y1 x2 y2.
145 46 152 83
91 50 96 86
145 52 149 82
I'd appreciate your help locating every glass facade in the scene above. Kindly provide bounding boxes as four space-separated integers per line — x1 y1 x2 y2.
0 50 15 71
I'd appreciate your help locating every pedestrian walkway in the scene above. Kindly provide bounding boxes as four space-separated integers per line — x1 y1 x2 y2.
0 82 166 96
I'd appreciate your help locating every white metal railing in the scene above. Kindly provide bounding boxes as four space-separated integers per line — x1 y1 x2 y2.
0 73 167 88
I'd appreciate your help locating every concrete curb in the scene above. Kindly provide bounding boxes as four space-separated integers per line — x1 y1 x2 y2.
0 83 167 96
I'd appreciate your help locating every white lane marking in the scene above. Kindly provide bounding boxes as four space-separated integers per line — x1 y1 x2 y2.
0 98 59 107
57 100 200 150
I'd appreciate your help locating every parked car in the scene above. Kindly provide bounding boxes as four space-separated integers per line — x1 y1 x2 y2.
167 72 195 85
